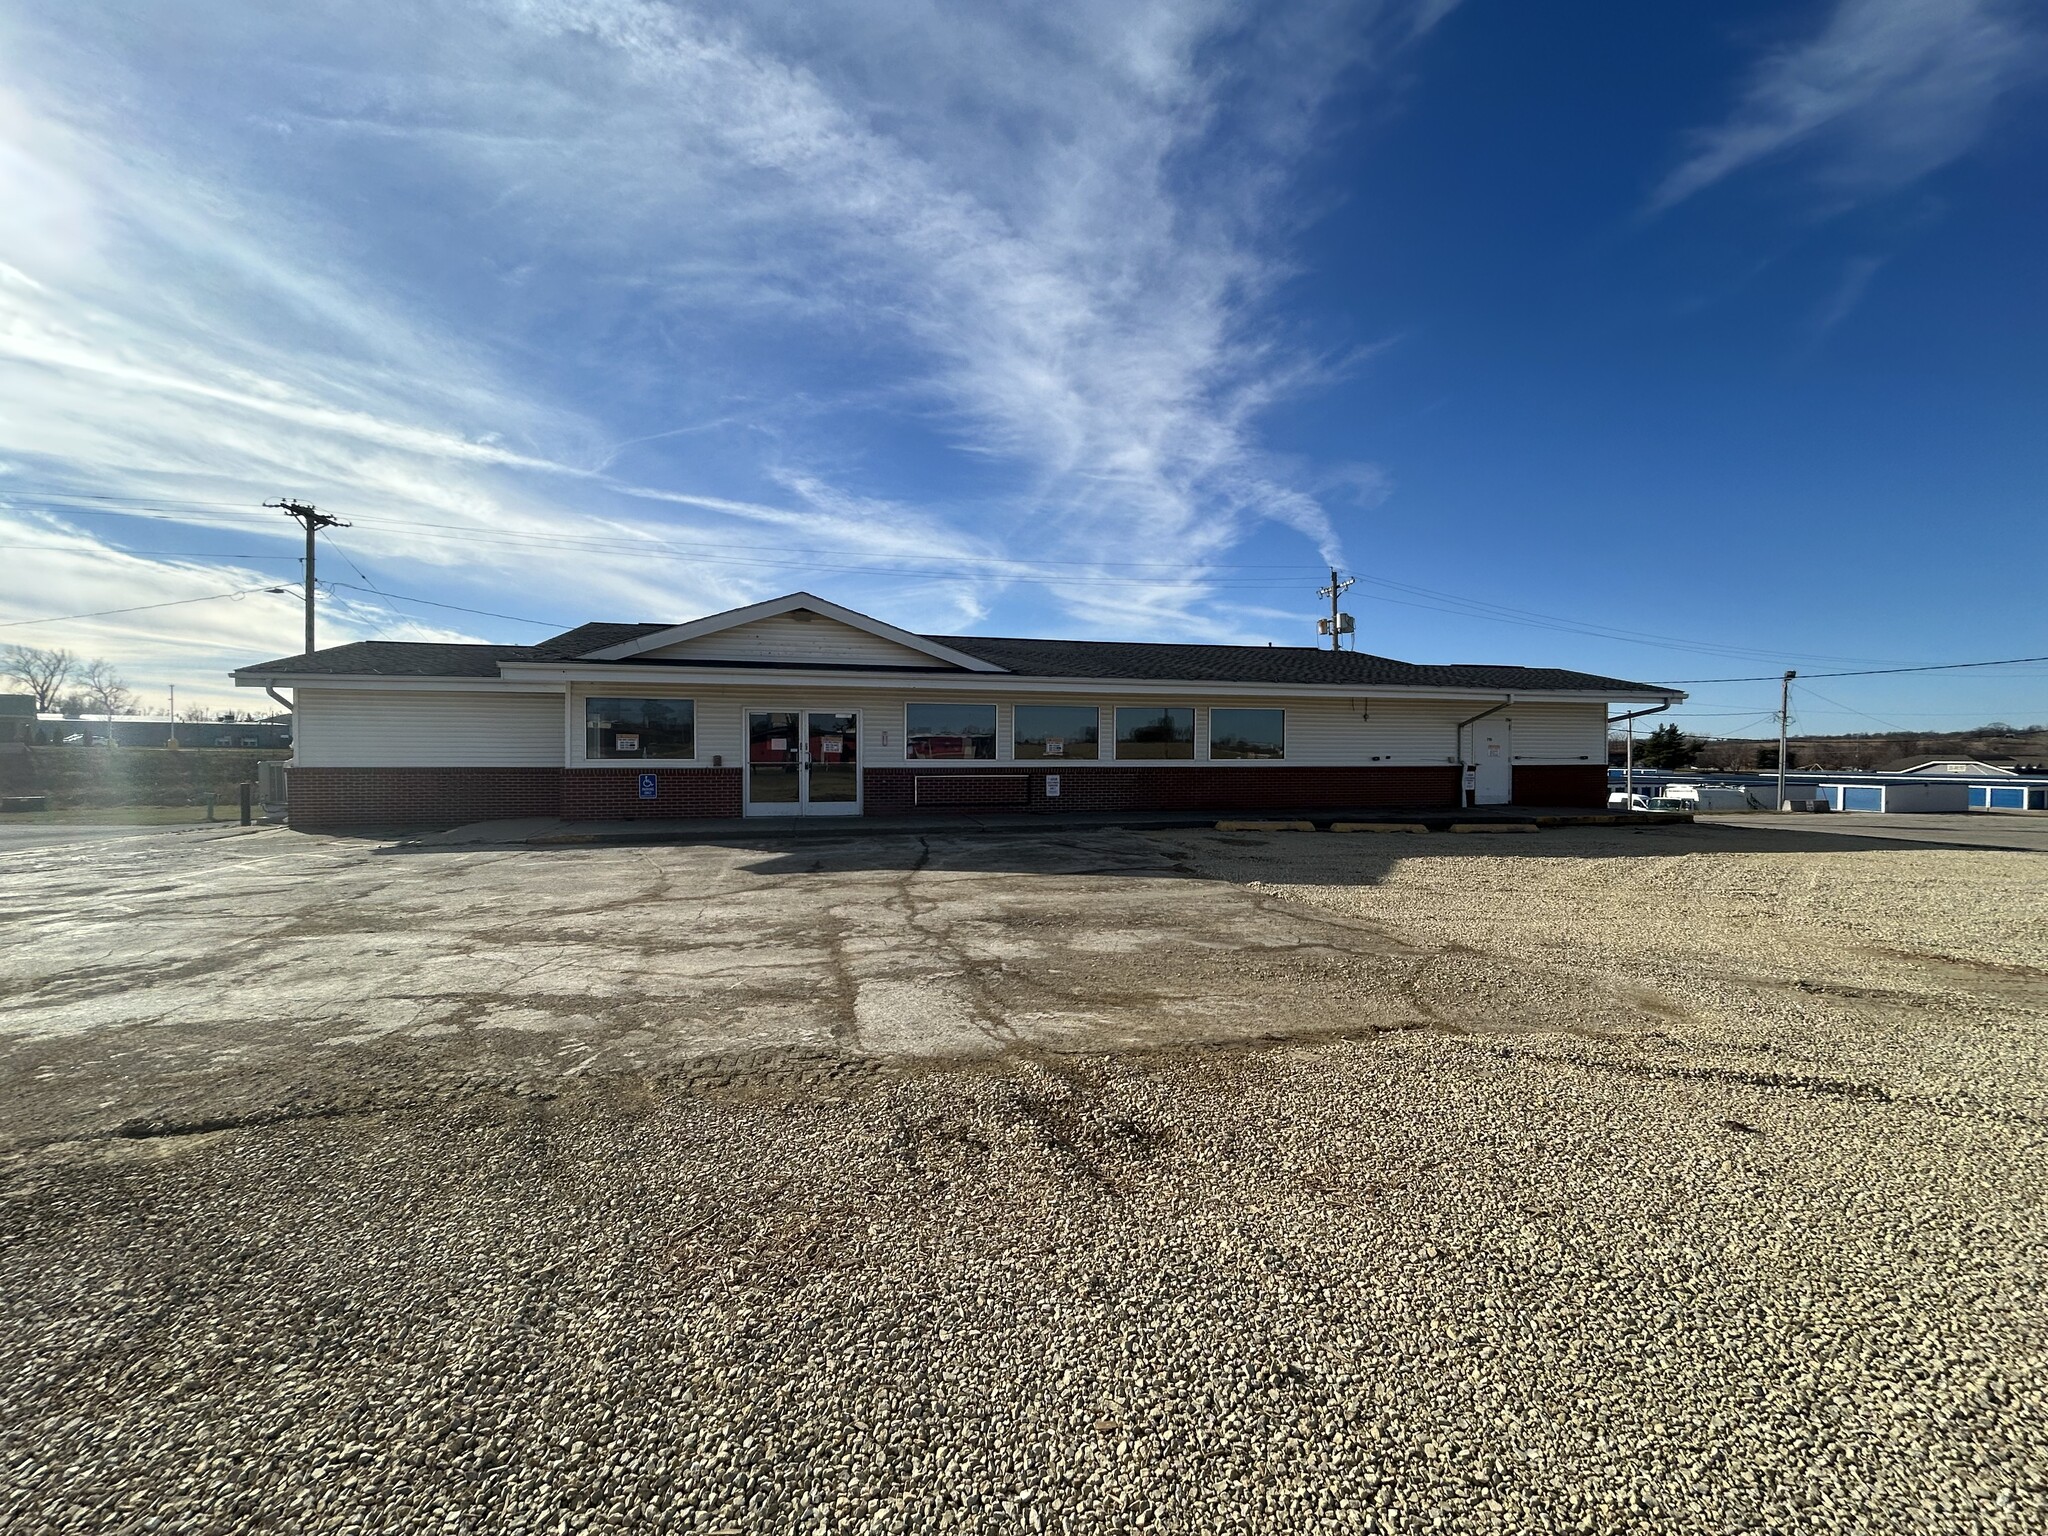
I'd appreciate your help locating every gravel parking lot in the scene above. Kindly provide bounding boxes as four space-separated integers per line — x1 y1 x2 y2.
3 821 2045 1534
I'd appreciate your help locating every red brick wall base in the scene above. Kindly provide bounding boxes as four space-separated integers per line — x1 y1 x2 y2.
1511 764 1608 808
863 765 1461 815
287 761 1611 827
562 768 743 820
289 766 746 827
287 766 563 829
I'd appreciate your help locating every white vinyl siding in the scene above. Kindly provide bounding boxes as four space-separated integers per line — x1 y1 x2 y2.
561 688 1524 768
1351 698 1472 764
639 613 946 668
1507 701 1607 763
294 688 563 768
297 685 1614 772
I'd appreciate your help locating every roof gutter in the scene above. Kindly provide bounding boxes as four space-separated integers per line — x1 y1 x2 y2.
264 685 294 716
1454 697 1511 750
1607 701 1672 727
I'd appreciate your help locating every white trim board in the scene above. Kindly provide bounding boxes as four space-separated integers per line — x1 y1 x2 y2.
580 592 1005 672
498 665 1677 705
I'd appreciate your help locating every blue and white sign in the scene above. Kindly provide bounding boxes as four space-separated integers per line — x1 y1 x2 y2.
637 773 658 801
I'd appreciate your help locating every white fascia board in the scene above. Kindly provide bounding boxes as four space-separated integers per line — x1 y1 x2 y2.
579 590 1006 672
498 660 1681 704
233 674 566 693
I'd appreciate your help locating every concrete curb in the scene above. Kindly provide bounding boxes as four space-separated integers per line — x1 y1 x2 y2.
377 806 1690 851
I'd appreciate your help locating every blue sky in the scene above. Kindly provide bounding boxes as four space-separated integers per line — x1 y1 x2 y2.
0 0 2043 731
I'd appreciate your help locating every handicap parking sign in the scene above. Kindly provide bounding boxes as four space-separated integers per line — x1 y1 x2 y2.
637 772 658 800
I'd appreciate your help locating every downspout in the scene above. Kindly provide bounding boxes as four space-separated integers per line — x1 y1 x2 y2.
1607 701 1672 810
266 687 296 789
1453 697 1512 808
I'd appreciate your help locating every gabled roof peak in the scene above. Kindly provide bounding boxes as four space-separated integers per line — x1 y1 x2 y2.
579 591 1007 672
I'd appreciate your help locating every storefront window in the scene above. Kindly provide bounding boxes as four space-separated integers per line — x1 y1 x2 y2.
1013 704 1100 760
585 697 694 759
1113 706 1195 760
906 702 997 759
1209 707 1285 759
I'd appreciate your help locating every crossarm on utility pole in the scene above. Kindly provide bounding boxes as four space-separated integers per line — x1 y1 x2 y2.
265 499 349 656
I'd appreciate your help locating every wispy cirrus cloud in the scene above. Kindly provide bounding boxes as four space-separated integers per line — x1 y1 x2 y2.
1650 0 2044 215
0 0 1438 702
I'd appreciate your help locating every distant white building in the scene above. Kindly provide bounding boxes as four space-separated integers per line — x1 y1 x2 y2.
1880 756 2039 777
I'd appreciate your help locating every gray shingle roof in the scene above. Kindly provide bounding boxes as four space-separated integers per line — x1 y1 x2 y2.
240 625 1675 695
925 635 1665 693
530 622 668 657
237 641 537 678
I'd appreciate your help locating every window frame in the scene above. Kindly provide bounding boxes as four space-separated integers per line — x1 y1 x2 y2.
902 700 1000 762
578 694 699 765
1207 706 1287 761
1112 704 1197 761
1012 703 1103 761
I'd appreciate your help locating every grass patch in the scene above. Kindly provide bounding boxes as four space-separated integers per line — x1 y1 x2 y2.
2 805 231 827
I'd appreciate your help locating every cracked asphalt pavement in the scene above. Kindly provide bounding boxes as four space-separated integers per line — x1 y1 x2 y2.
2 820 2046 1534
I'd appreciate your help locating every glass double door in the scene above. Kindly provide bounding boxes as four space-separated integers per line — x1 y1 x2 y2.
746 710 861 816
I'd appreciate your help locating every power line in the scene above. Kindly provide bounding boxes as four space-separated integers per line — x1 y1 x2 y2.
320 580 569 628
0 585 291 629
0 544 301 560
3 490 271 509
1348 573 1893 667
1794 684 1913 735
1667 655 2048 684
323 532 384 593
5 489 1313 573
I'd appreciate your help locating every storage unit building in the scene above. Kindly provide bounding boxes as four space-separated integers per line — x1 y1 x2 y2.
1817 781 1972 814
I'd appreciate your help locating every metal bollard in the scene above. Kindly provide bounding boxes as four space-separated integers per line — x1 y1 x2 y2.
239 782 253 826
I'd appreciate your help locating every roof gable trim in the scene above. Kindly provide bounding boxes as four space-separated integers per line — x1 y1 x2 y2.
581 592 1006 672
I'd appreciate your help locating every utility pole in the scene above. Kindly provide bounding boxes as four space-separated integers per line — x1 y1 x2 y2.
1317 567 1356 651
267 499 349 655
1776 670 1797 810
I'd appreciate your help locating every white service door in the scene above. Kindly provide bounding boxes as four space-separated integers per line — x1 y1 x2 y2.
1473 719 1512 805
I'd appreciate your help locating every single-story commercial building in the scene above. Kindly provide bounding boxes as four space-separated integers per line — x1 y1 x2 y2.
234 592 1684 828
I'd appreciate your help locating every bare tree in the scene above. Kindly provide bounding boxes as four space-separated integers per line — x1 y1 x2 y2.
179 703 217 722
78 658 136 719
2 645 76 711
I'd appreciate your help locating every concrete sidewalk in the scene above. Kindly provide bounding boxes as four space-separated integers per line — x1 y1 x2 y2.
396 805 1681 848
